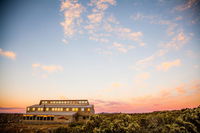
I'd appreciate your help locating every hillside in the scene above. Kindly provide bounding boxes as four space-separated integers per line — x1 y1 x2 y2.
0 106 200 133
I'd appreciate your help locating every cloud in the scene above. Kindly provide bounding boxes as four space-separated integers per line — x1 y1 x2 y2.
131 13 177 36
85 0 117 44
131 13 157 21
152 19 178 36
175 16 183 21
103 24 144 45
134 49 168 69
102 82 123 92
156 59 181 71
175 0 198 11
111 82 122 88
175 85 186 94
0 107 23 110
0 107 25 113
186 50 197 58
112 42 135 53
32 63 63 73
32 63 63 78
90 80 200 113
89 0 116 11
135 72 150 80
86 1 145 47
0 48 16 59
133 31 190 70
163 31 189 49
88 13 104 23
60 0 85 38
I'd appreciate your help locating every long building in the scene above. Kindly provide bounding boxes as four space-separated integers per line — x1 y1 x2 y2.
23 99 95 123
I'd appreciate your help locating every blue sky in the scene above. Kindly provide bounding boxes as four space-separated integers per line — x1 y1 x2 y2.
0 0 200 113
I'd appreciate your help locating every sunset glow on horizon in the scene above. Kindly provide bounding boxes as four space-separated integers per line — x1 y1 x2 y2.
0 0 200 113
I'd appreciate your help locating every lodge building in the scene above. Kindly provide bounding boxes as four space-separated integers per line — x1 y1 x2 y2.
23 99 95 123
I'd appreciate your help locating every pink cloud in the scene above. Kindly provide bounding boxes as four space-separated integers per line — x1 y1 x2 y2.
91 80 200 113
157 59 181 71
175 0 198 11
0 107 25 113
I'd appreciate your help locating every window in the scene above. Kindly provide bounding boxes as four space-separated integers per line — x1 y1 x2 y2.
81 108 84 111
66 108 69 111
87 108 90 112
72 108 78 111
38 108 43 111
27 108 30 111
61 108 63 111
46 108 49 111
52 108 55 111
32 108 35 111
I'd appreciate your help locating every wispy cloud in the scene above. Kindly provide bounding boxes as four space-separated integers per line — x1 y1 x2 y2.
131 13 178 36
134 49 168 70
112 42 135 53
175 0 199 11
157 59 181 71
85 0 116 43
131 13 156 21
103 23 145 46
0 48 16 60
133 30 191 70
32 63 63 78
162 31 190 49
60 0 85 39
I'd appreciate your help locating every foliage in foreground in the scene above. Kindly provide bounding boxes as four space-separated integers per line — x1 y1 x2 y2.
54 106 200 133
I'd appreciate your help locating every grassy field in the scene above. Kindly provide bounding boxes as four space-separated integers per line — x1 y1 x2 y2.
0 106 200 133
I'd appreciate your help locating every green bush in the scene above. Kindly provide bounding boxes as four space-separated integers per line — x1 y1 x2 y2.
53 106 200 133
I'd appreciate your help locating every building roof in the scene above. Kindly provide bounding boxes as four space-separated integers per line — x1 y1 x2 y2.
27 104 93 108
25 111 77 116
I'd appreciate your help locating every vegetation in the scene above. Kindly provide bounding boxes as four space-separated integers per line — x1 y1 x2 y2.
54 106 200 133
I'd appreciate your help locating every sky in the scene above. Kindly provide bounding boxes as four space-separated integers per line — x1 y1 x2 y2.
0 0 200 113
